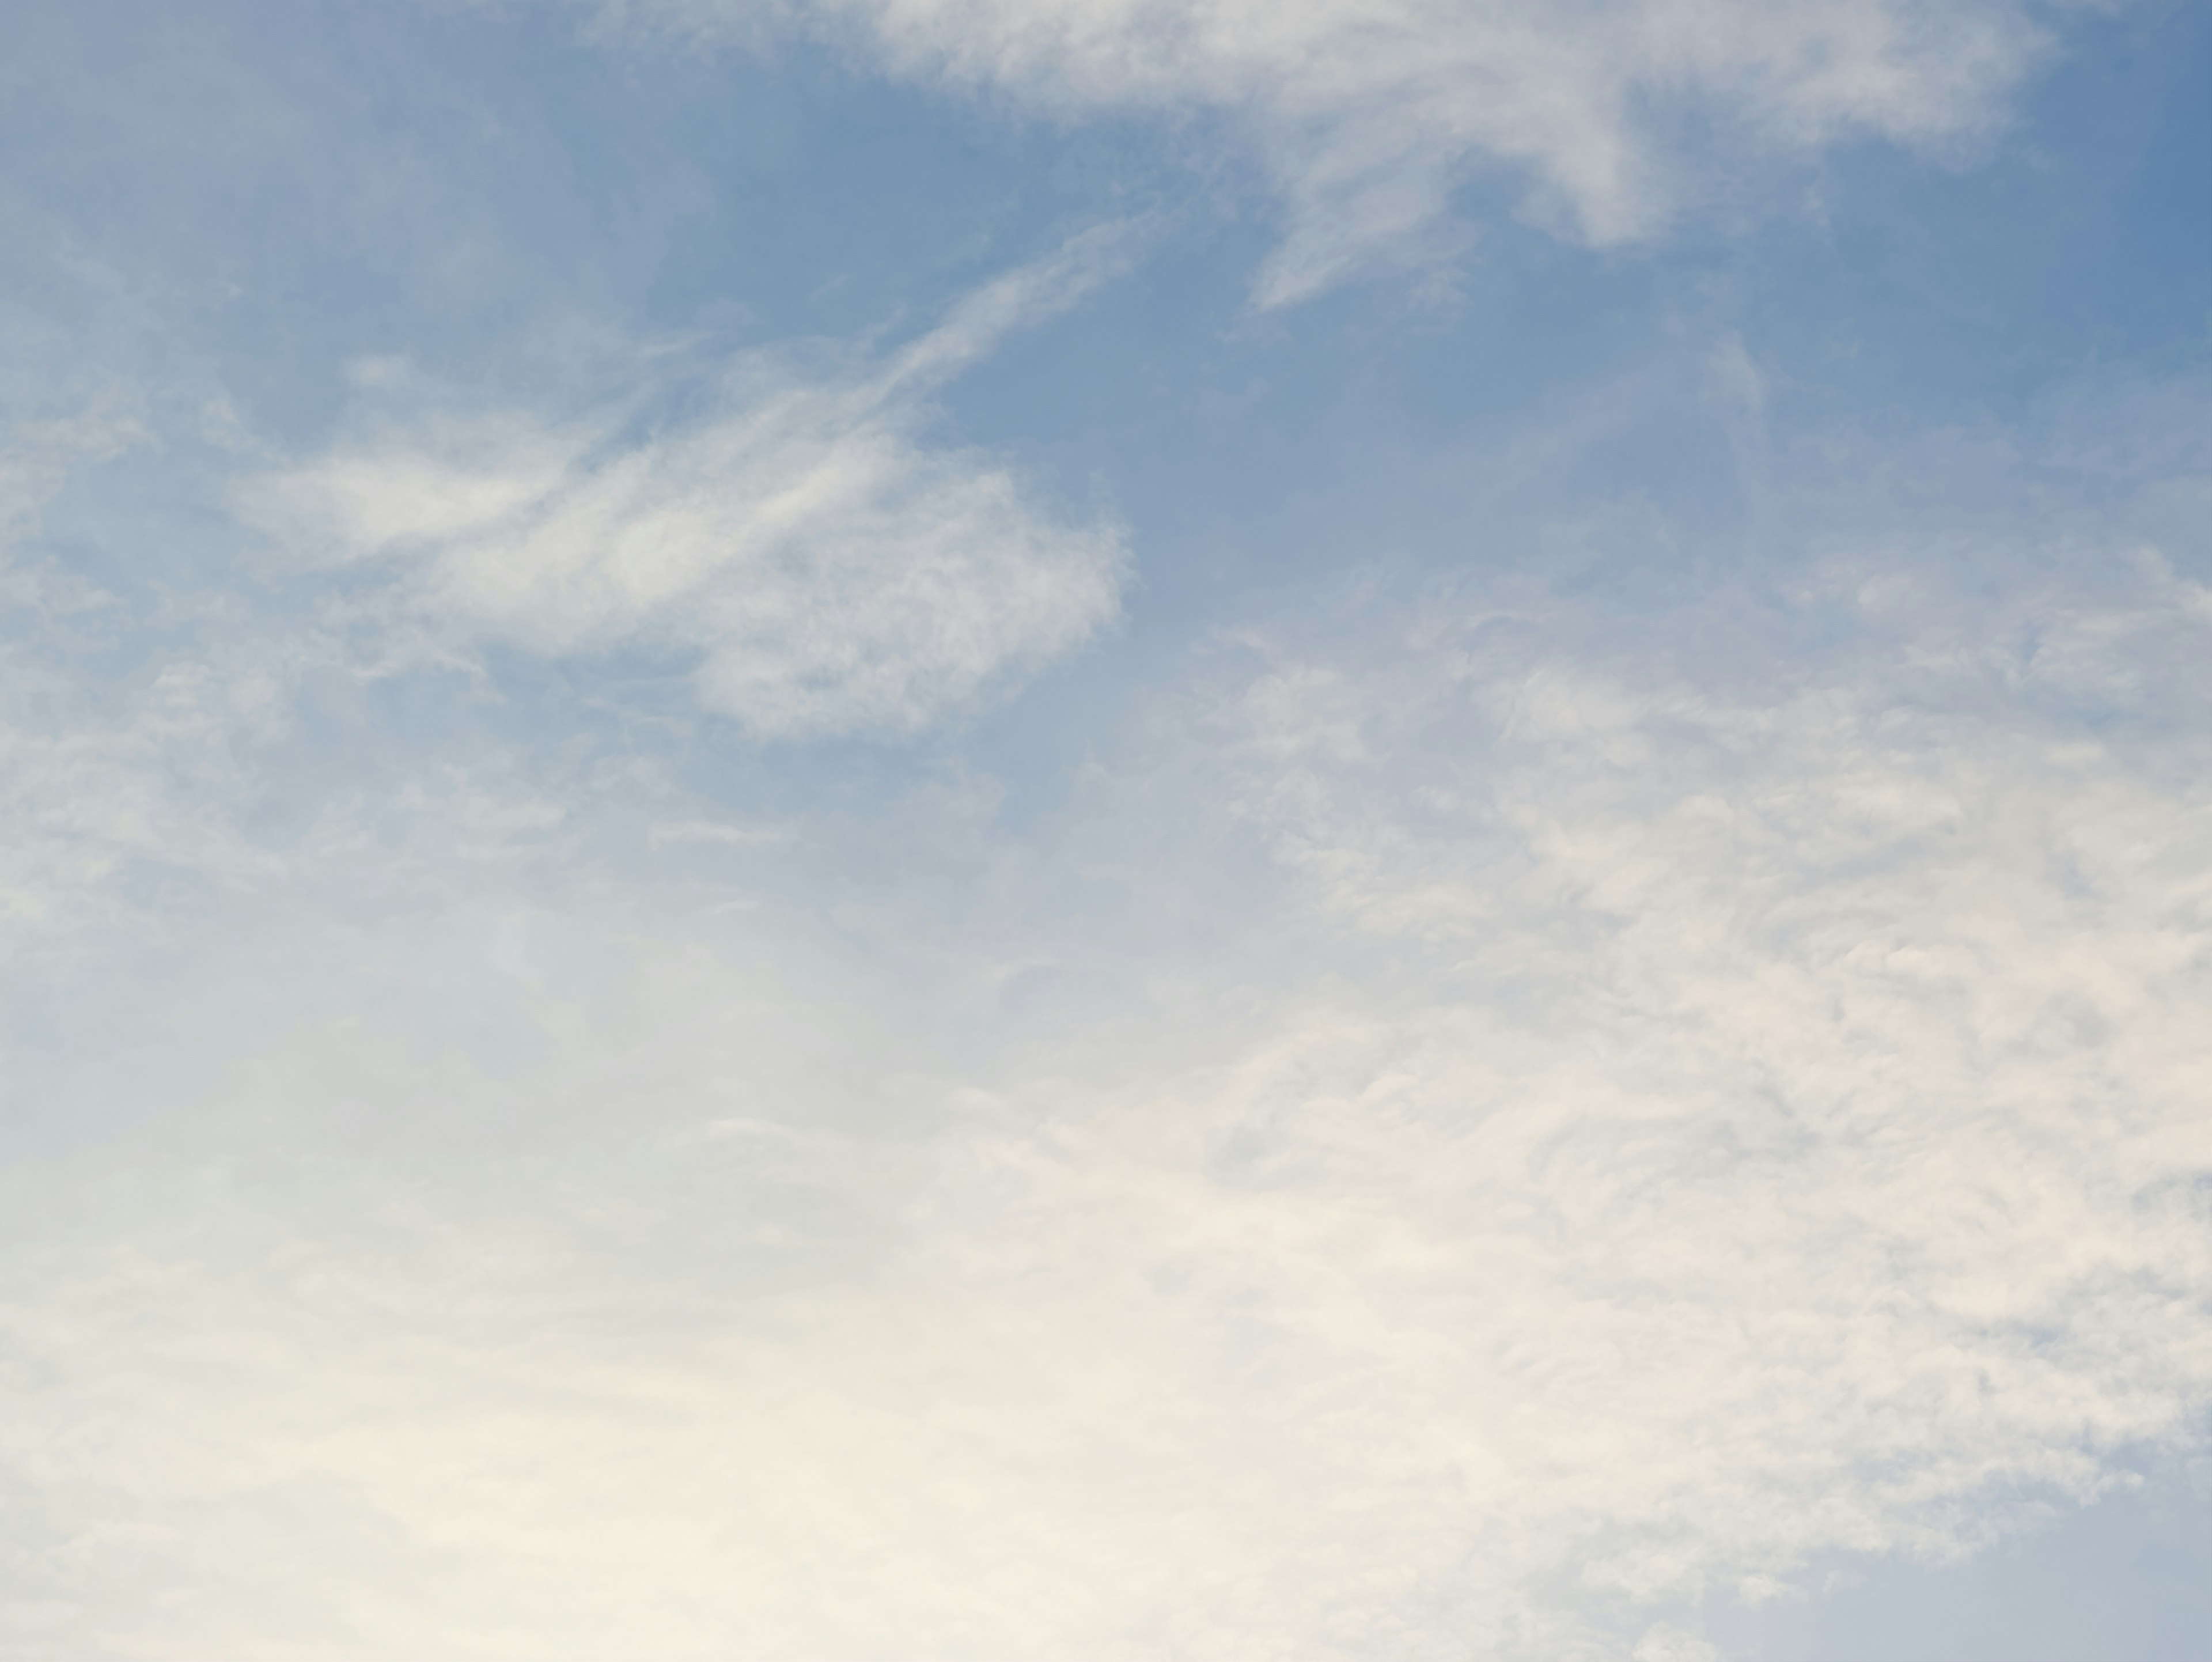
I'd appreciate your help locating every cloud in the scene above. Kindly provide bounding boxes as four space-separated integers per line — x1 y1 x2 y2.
3 509 2206 1658
252 230 1134 737
2 58 2203 1634
0 404 145 549
616 0 2070 301
1177 537 2212 1617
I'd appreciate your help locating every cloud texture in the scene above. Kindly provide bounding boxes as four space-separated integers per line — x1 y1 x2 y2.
257 236 1131 735
2 5 2206 1656
2 513 2205 1658
622 0 2069 298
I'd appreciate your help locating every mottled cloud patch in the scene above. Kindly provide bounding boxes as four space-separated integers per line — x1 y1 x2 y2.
1 534 2204 1660
1169 540 2212 1626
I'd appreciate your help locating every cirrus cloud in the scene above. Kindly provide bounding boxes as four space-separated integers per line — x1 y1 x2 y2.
612 0 2077 300
252 230 1134 737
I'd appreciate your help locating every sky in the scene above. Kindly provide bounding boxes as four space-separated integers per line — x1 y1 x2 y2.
1 1 2209 1658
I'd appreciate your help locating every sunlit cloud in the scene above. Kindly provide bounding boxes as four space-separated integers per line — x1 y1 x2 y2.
253 228 1136 735
1 3 2204 1657
615 0 2070 300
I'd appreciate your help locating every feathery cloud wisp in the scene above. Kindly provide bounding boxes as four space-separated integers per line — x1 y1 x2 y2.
256 230 1134 736
618 0 2066 301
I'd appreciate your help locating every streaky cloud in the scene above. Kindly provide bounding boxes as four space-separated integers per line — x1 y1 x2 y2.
250 227 1138 737
605 0 2077 301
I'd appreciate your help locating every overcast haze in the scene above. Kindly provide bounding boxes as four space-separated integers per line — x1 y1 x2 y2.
2 1 2209 1658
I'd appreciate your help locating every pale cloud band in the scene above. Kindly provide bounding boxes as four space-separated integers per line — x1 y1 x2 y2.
612 0 2073 300
253 229 1136 736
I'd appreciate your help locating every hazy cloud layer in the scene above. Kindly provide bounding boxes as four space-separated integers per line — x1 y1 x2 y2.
1 8 2203 1656
618 0 2069 299
255 234 1132 735
2 513 2205 1657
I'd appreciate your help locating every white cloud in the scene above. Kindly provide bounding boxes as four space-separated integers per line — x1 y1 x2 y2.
1181 539 2212 1609
2 524 2205 1659
620 0 2070 301
5 164 2206 1649
253 232 1133 736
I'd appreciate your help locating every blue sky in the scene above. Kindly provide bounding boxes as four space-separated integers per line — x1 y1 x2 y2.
2 2 2209 1657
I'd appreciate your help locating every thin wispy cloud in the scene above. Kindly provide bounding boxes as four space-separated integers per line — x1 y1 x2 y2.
2 2 2205 1658
615 0 2070 300
253 227 1137 736
5 376 2207 1657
